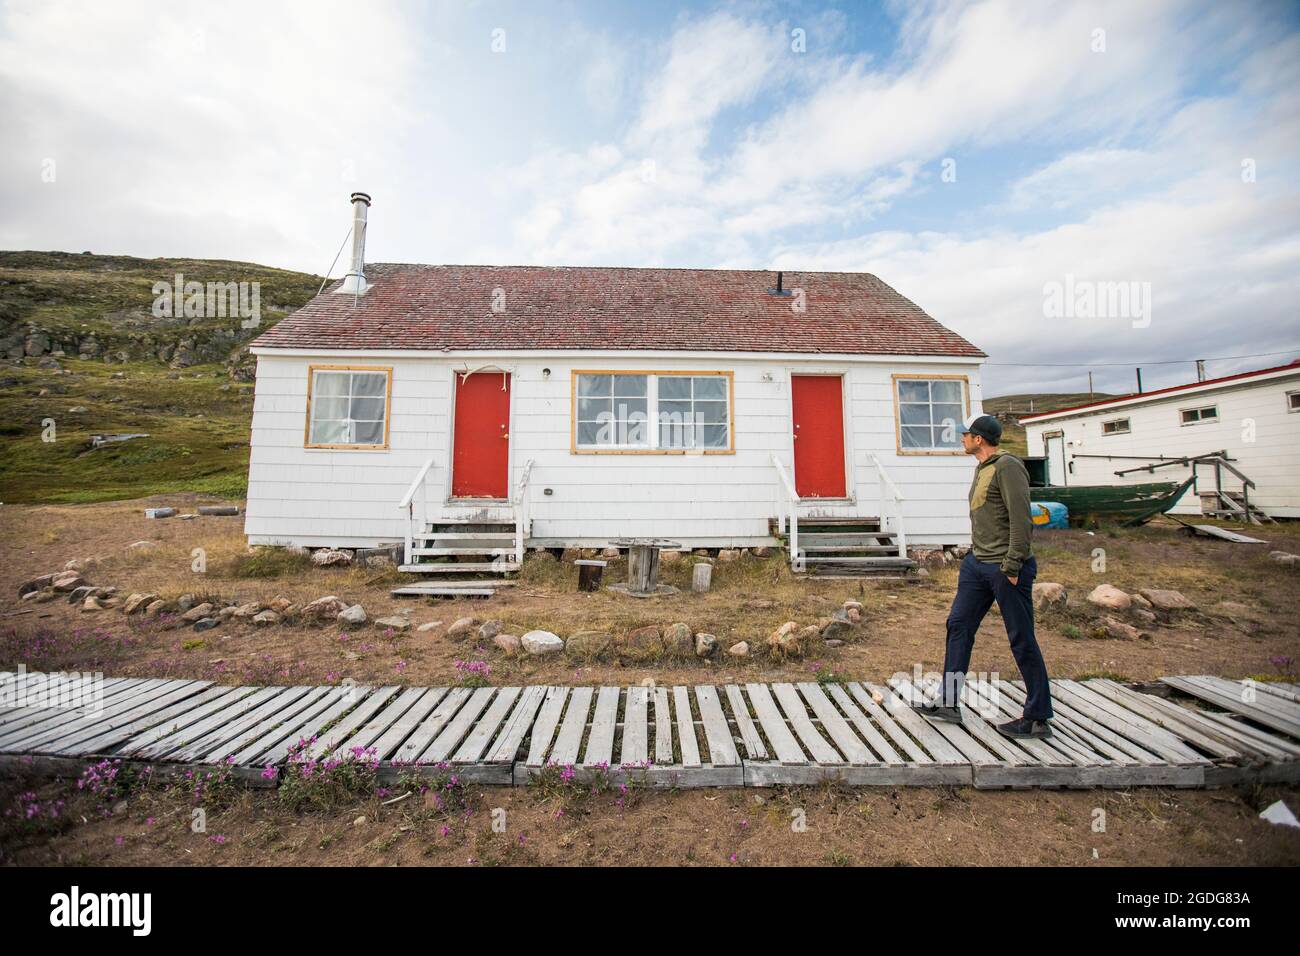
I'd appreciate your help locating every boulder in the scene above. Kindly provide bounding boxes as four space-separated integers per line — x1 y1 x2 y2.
752 546 773 559
51 570 84 592
374 616 411 632
416 620 443 633
1094 616 1145 641
176 594 196 612
565 630 613 658
600 547 621 559
301 596 348 620
1138 588 1196 612
181 603 214 623
445 617 480 639
492 633 522 655
1032 582 1068 610
18 573 55 596
695 633 719 657
252 610 280 626
521 630 564 655
1130 593 1153 611
230 602 263 619
662 622 694 656
844 607 862 623
718 549 741 563
337 604 367 626
123 593 158 615
727 641 750 657
616 626 664 662
1086 584 1131 611
821 619 853 642
311 548 353 567
766 621 799 650
144 600 167 618
842 600 865 613
478 620 503 641
81 595 104 612
193 618 220 632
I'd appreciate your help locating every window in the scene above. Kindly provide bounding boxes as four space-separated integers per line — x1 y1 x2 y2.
306 366 391 448
1180 404 1218 425
1287 391 1300 413
1102 417 1131 435
895 377 967 452
573 371 733 453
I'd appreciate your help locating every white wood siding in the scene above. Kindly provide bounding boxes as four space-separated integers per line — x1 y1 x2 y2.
1024 372 1300 517
245 352 984 547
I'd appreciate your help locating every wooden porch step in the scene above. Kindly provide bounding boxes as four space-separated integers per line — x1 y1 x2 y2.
390 586 496 598
411 547 515 557
798 544 901 553
398 562 521 574
416 531 516 540
799 556 916 568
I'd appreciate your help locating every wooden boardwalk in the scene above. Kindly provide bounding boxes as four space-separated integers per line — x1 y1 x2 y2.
2 672 1297 790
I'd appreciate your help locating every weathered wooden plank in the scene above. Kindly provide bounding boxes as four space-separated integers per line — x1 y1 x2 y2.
745 762 971 787
424 686 497 763
14 680 210 755
1089 680 1244 760
954 679 1085 766
234 687 357 767
183 687 316 763
548 686 594 766
744 683 805 765
993 681 1140 765
1181 676 1300 734
695 685 740 766
823 683 903 764
118 687 257 757
674 685 701 767
581 686 620 768
455 686 522 764
1058 680 1208 763
200 687 333 764
524 687 568 767
54 684 233 757
134 687 282 760
343 687 434 757
724 684 767 760
844 682 932 763
784 683 859 763
1190 707 1300 759
1004 681 1164 764
880 679 994 765
0 678 179 751
299 685 395 760
362 688 446 761
0 676 135 732
653 686 674 765
620 686 649 767
485 685 548 764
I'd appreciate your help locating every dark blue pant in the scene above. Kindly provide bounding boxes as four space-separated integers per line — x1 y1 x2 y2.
941 554 1053 720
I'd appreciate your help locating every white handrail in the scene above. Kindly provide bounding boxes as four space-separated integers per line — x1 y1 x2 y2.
770 454 801 570
398 456 437 565
513 458 535 564
865 452 907 558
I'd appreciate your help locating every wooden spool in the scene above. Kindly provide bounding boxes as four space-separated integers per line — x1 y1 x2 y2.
575 559 607 592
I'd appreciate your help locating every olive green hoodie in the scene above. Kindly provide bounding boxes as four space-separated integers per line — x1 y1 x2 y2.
968 450 1033 575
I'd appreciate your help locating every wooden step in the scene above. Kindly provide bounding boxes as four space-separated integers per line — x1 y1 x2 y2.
799 556 917 567
797 545 902 554
399 562 520 574
411 547 515 557
391 586 495 598
416 532 517 540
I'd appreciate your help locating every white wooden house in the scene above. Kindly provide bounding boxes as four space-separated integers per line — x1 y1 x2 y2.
1021 361 1300 519
244 194 988 580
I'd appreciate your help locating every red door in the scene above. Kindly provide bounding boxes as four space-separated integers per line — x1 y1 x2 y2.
452 372 511 498
791 375 846 498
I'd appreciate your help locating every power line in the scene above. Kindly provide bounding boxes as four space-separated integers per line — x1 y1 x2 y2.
984 347 1299 368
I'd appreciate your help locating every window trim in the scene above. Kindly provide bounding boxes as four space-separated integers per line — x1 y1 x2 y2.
570 369 736 455
1101 416 1131 435
891 374 971 456
304 364 393 450
1287 390 1300 413
1179 404 1219 426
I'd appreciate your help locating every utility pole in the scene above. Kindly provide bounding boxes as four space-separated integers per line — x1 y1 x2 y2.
1136 367 1143 394
1196 359 1206 382
1088 371 1094 396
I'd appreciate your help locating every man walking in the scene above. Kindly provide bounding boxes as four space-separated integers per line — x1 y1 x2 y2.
912 414 1054 739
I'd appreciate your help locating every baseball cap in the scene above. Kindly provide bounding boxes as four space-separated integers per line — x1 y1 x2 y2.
959 414 1002 443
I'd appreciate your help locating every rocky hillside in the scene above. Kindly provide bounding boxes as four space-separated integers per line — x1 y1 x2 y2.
0 251 321 504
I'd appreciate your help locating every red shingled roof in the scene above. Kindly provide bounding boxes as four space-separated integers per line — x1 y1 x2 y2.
251 264 985 357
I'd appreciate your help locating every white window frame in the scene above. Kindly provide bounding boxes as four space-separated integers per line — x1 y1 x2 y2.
571 370 735 455
1287 390 1300 413
1101 417 1131 435
1179 404 1218 426
893 375 970 455
304 365 392 450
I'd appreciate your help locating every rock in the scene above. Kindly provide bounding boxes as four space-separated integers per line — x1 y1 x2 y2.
492 633 522 655
176 594 196 612
81 595 104 612
1095 616 1145 640
252 610 280 626
600 547 621 559
311 548 353 567
144 600 167 617
727 641 750 657
1130 593 1153 611
821 619 853 642
747 599 776 610
659 550 684 565
230 602 263 619
521 630 564 655
18 573 55 596
695 633 719 657
565 630 612 658
752 546 773 558
1138 588 1196 612
269 598 292 613
766 621 799 649
21 590 44 602
842 600 864 613
446 617 480 639
1032 582 1068 610
477 620 503 641
67 585 97 605
663 622 694 656
1133 608 1158 625
617 626 664 662
181 603 214 623
1086 584 1131 611
123 593 157 614
416 621 443 633
337 604 367 625
51 570 84 591
34 591 58 603
128 540 158 552
824 639 845 648
218 606 238 619
193 618 220 632
718 549 741 563
845 607 862 623
301 595 349 619
374 616 411 632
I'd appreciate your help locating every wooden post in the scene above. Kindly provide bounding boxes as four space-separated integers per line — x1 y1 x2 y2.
627 545 659 593
576 560 606 592
692 562 712 593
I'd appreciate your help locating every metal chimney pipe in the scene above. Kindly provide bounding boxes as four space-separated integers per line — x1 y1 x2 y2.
337 192 371 295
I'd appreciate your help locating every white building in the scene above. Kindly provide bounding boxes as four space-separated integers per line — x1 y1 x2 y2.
244 194 989 579
1021 362 1300 519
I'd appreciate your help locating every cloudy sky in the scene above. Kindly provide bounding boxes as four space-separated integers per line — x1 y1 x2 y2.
2 0 1297 395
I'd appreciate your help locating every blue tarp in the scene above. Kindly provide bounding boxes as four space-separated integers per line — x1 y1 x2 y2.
1030 501 1069 529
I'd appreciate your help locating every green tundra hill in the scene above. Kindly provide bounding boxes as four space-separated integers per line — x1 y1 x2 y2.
983 391 1115 457
0 251 321 504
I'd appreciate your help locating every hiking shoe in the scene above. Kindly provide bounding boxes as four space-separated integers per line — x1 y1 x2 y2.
996 717 1052 739
911 702 963 724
